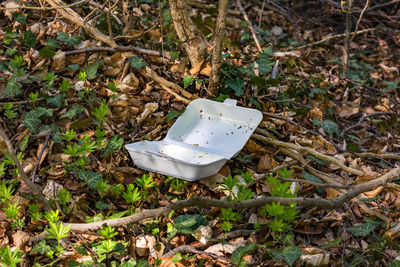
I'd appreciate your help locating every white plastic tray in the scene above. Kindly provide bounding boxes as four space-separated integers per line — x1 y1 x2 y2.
125 99 262 181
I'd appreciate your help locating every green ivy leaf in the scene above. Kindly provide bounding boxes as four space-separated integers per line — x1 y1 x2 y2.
46 94 62 108
24 30 36 48
14 13 27 24
39 46 55 58
256 48 274 75
183 76 194 89
22 111 42 134
174 214 207 234
60 105 84 119
165 110 182 121
84 63 99 80
78 171 102 190
225 78 245 96
57 32 70 43
129 57 146 69
231 243 255 266
313 118 340 137
346 217 383 237
96 201 111 210
103 135 124 156
273 246 302 266
302 171 323 183
19 136 29 152
31 240 51 255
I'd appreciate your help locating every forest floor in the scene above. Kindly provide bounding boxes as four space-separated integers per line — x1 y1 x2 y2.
0 0 400 266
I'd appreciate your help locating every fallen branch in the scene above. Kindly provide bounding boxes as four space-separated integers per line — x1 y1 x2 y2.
64 46 171 60
252 130 365 176
0 125 51 211
43 0 117 47
28 166 400 242
0 0 87 10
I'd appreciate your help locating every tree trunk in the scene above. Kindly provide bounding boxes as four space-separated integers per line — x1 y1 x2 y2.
208 0 229 96
169 0 207 68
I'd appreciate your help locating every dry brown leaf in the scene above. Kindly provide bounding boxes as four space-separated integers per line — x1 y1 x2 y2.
193 225 212 245
311 135 337 155
12 231 30 248
200 62 212 76
52 51 65 71
356 166 379 184
46 166 66 179
136 235 149 256
189 60 205 75
326 189 340 199
244 139 266 154
335 105 359 118
308 108 323 121
257 154 278 171
364 186 384 198
159 257 177 267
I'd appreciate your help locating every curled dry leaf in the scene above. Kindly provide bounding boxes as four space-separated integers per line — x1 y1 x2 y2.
12 231 30 249
311 135 337 155
300 251 330 266
193 225 212 245
137 102 159 125
257 154 278 171
52 51 65 71
42 180 64 200
136 235 149 257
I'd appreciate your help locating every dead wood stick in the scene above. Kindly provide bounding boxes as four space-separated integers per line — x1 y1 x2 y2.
341 112 395 135
27 167 400 244
293 28 376 50
0 0 87 10
236 0 263 52
252 130 365 176
64 46 171 60
43 0 117 47
0 126 51 211
342 0 353 78
143 66 194 99
278 177 351 189
350 0 370 43
348 152 400 161
159 84 191 104
31 132 51 182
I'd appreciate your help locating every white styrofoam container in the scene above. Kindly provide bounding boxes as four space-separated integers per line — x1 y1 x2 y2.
125 99 262 181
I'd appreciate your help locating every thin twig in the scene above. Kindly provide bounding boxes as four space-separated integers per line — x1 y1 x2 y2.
350 0 370 43
293 28 375 50
31 132 51 182
163 245 229 261
278 177 351 189
0 125 51 211
0 0 88 10
64 46 171 60
343 0 354 78
341 112 395 135
236 0 263 52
